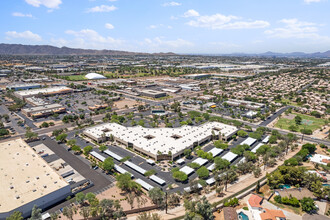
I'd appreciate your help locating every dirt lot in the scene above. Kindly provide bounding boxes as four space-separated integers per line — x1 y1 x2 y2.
113 98 141 109
97 185 154 211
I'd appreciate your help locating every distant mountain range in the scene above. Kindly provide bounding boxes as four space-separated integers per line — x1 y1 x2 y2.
0 43 175 56
0 43 329 58
223 51 330 58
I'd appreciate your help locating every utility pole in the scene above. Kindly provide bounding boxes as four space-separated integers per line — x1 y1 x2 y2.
165 191 168 214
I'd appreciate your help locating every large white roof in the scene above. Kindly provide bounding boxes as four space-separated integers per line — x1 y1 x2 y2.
0 139 69 213
84 122 238 157
85 72 106 79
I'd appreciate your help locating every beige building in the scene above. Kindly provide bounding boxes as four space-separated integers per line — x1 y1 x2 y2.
0 139 70 219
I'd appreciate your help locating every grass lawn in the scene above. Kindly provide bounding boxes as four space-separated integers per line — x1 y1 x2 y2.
67 75 87 81
275 112 326 132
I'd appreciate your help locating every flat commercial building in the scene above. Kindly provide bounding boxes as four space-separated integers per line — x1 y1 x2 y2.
22 104 66 118
6 83 41 91
84 122 238 161
225 99 265 110
14 86 73 99
0 139 70 219
139 89 167 98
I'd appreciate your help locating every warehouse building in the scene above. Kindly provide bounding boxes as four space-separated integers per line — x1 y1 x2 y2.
14 86 73 99
0 139 70 219
83 122 238 161
139 89 167 98
6 83 41 91
22 104 66 118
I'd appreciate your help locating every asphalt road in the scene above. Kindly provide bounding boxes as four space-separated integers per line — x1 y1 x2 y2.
259 106 291 126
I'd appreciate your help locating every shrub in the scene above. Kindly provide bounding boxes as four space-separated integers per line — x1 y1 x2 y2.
274 195 282 203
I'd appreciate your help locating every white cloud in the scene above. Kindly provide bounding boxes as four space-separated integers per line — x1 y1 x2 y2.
304 0 321 3
25 0 62 9
87 5 117 13
142 37 193 48
185 12 269 29
162 1 181 7
265 18 329 41
6 30 42 41
149 25 158 29
105 23 114 29
183 9 199 17
148 24 172 29
12 12 33 18
65 29 123 49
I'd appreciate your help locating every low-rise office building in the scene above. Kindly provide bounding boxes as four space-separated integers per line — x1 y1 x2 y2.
0 139 70 219
22 104 66 118
84 122 238 161
139 89 167 98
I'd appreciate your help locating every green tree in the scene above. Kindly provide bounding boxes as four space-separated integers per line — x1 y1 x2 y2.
25 128 38 140
6 211 23 220
184 196 214 220
83 145 93 156
214 157 230 171
67 139 76 147
99 144 107 152
62 207 74 220
0 128 9 136
75 192 85 205
79 207 90 219
56 133 67 143
300 197 317 213
116 173 140 192
71 145 81 154
103 157 114 173
148 187 165 208
29 205 42 220
214 140 228 149
137 212 161 220
184 149 192 158
295 115 302 125
86 192 98 205
144 169 156 177
237 130 248 137
173 171 188 182
302 143 316 154
196 166 209 179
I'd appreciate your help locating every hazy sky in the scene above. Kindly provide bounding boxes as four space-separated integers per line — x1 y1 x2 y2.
1 0 330 53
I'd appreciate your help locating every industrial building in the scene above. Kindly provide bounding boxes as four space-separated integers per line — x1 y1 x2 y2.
83 122 238 161
0 139 70 219
139 89 167 98
22 104 66 118
6 83 41 91
14 86 73 99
